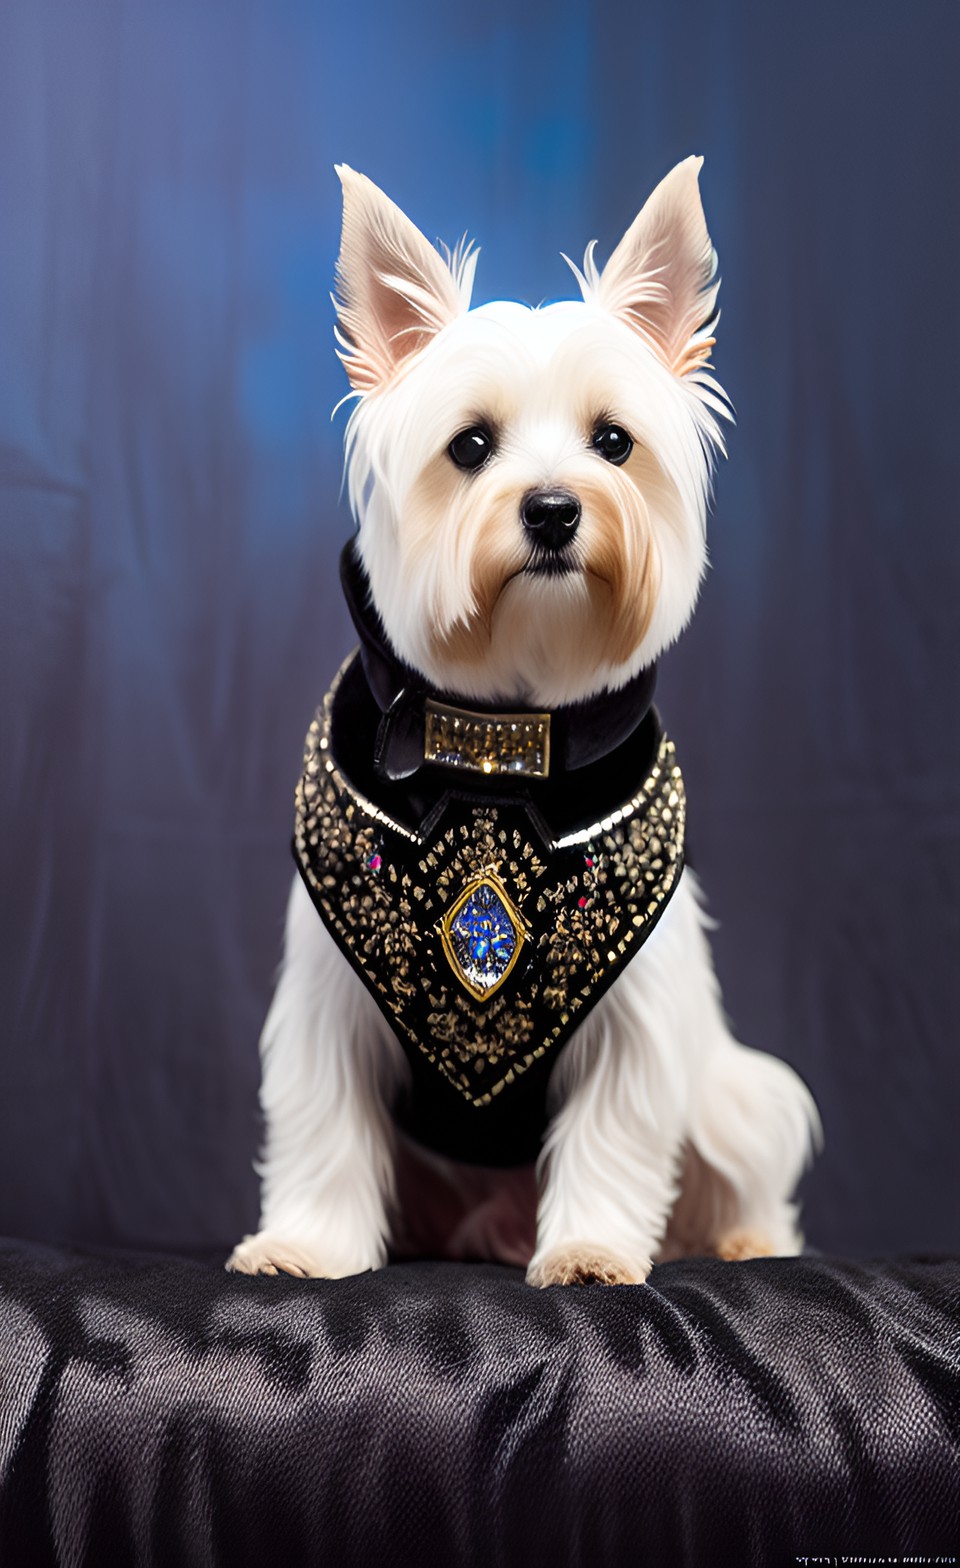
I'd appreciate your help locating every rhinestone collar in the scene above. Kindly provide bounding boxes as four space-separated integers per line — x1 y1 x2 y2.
340 540 658 783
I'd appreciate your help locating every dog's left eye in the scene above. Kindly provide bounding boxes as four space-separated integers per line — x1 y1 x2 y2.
592 424 633 465
448 426 494 471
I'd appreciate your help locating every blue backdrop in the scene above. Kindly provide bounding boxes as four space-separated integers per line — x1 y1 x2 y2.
1 0 957 1255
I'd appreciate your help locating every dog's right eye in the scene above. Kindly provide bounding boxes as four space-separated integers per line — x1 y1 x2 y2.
448 426 494 471
592 423 634 465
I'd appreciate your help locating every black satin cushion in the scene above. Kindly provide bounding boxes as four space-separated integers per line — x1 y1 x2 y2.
1 1242 957 1565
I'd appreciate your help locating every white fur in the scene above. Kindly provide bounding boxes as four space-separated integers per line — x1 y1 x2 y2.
228 160 821 1284
531 869 818 1275
229 876 407 1278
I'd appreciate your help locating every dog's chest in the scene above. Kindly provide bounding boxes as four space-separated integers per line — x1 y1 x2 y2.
294 653 685 1165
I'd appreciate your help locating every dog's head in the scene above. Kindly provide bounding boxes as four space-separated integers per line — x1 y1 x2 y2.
334 160 729 706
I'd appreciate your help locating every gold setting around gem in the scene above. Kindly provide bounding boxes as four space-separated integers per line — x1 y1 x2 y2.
439 870 527 1003
424 699 551 778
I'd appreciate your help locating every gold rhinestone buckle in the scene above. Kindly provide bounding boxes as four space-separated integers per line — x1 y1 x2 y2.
424 699 550 778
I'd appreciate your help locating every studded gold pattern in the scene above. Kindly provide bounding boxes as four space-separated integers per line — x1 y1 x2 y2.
295 657 685 1109
424 698 550 778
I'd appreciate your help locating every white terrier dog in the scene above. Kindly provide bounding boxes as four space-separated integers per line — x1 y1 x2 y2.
228 158 820 1287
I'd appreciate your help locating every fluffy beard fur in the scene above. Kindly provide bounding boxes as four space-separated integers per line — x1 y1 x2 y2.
228 159 821 1287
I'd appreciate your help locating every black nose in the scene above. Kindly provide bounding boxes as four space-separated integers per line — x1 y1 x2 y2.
521 490 581 551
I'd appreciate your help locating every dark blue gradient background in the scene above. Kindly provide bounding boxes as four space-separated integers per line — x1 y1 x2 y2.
1 1 957 1255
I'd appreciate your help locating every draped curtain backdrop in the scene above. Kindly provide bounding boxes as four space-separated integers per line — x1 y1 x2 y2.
1 0 957 1255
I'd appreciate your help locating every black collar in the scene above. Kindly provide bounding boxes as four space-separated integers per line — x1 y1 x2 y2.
340 540 658 783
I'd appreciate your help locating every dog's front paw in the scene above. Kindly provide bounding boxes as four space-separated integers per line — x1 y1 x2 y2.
526 1243 650 1288
226 1232 368 1279
714 1228 777 1262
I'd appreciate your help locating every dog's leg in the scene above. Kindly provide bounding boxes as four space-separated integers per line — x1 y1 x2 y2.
527 935 691 1288
527 869 820 1286
227 875 406 1278
653 870 822 1264
671 1032 822 1262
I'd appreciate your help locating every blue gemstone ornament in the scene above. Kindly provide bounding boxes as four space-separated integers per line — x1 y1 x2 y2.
440 874 525 1000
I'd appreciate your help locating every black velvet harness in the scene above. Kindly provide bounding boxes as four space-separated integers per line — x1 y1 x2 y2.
293 546 685 1166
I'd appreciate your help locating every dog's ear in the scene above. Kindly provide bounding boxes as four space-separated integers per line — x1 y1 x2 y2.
334 167 469 392
594 156 719 377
